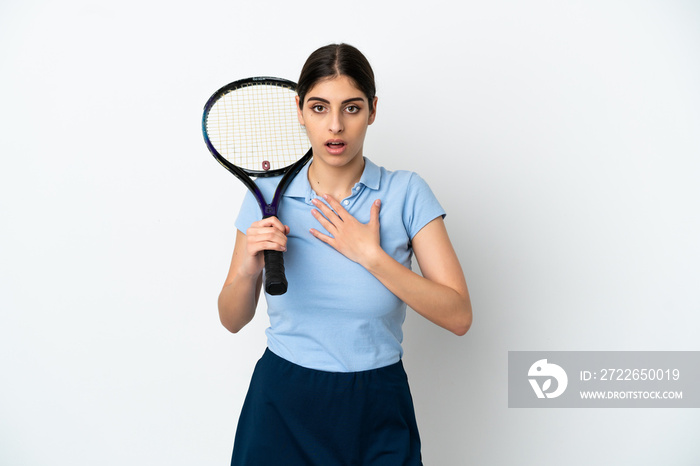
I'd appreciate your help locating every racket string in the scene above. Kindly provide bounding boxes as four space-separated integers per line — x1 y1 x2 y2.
206 82 310 172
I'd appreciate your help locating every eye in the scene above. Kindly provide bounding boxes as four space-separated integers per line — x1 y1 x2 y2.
345 105 360 114
310 104 326 113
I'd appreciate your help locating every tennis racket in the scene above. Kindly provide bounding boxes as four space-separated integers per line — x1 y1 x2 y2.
202 77 312 295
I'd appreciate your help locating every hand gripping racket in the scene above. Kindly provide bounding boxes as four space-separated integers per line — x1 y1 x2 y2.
202 77 312 295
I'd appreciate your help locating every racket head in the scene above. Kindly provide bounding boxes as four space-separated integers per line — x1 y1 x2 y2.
202 77 311 178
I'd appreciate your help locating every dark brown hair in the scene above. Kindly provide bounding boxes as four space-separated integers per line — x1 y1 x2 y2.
297 43 376 112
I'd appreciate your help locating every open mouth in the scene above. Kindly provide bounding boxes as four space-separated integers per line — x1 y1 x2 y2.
325 140 347 154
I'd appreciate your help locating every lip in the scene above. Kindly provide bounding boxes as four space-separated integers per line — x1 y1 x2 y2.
324 139 347 155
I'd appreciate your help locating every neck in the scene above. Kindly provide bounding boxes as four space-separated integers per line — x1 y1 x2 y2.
308 156 365 201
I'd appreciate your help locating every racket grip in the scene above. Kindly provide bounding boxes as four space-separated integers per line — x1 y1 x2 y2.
263 250 288 295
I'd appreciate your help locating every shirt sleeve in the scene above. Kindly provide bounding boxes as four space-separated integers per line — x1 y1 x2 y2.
402 172 446 240
234 190 263 233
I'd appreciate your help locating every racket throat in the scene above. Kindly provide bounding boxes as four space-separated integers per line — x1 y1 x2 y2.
263 205 278 217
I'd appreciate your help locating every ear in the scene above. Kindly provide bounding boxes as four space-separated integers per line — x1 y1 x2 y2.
296 95 305 126
368 96 378 125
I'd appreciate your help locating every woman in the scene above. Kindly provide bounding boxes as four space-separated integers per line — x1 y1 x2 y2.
219 43 472 465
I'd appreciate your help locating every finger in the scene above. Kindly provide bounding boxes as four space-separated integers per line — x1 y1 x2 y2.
249 231 287 250
311 198 340 222
246 226 288 252
253 216 288 233
247 234 288 252
245 229 287 252
309 228 334 246
246 224 288 241
322 194 348 217
310 207 336 232
369 199 381 227
253 240 287 252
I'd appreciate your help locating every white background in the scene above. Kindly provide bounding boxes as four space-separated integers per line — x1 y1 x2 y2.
1 0 699 464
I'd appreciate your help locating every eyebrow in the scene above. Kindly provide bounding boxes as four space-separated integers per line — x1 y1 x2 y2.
306 97 366 105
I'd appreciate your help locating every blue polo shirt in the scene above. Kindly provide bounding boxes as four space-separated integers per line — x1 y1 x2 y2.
235 157 445 372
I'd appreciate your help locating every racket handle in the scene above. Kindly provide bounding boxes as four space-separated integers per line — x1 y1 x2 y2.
263 250 288 295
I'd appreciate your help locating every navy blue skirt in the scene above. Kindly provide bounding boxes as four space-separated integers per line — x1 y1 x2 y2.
231 348 422 465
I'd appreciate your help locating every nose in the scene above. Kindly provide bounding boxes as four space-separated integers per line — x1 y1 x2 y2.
329 110 343 134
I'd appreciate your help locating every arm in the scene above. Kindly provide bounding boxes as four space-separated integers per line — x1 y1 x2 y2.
368 217 472 335
309 196 472 335
218 217 289 333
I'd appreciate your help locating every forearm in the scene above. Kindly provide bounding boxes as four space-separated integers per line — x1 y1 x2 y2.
217 268 262 334
218 226 284 333
364 251 472 336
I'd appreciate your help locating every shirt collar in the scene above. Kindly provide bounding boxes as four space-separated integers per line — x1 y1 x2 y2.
283 156 381 199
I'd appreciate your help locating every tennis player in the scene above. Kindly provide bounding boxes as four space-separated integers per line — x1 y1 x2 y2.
219 43 472 465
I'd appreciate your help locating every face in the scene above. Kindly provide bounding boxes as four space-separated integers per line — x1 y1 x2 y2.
296 75 378 170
